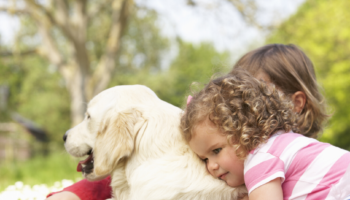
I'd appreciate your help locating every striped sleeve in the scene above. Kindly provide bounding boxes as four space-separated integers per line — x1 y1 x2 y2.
244 132 350 199
244 152 285 193
244 132 302 193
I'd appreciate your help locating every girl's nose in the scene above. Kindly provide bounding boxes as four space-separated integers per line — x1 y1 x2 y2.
207 160 219 172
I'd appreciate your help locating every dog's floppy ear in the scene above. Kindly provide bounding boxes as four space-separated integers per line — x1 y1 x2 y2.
93 107 145 176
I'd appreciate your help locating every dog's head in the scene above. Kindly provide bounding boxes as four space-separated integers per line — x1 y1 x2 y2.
64 85 157 180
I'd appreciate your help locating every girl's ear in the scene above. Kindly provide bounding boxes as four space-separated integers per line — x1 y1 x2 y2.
292 91 306 113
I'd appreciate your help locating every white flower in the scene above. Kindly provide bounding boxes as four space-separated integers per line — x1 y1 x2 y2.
0 179 76 200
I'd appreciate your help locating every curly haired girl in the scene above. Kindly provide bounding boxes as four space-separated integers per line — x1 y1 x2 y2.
181 69 350 200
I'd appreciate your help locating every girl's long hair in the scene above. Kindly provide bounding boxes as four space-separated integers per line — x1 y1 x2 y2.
232 44 329 138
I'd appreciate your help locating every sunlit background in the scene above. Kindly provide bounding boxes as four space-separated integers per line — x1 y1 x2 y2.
0 0 350 199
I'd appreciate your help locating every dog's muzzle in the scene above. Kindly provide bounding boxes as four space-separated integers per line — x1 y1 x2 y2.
77 149 94 174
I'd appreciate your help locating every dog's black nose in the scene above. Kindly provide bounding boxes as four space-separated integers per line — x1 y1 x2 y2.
63 131 68 142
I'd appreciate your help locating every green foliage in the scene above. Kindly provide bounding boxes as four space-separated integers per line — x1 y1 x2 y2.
88 7 169 74
110 41 230 108
161 41 230 107
268 0 350 150
0 60 21 121
0 151 82 191
0 56 71 144
117 8 170 73
0 6 169 147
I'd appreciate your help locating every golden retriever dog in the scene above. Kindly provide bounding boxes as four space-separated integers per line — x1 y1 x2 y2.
64 85 247 200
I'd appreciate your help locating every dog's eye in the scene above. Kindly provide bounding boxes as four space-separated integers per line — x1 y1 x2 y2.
202 158 208 163
86 113 91 119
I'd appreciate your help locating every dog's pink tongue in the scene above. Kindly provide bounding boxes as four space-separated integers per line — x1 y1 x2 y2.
77 154 93 172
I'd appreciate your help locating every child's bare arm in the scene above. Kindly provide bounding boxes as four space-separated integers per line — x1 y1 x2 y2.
249 178 283 200
46 191 81 200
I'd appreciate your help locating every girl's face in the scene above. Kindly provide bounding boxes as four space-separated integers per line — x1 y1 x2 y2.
189 118 245 187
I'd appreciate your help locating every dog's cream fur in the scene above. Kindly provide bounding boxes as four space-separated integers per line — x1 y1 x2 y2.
65 85 247 200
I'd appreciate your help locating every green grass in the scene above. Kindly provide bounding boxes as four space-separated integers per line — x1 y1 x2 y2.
0 151 83 191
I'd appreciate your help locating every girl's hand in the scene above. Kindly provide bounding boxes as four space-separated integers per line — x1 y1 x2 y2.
249 178 283 200
46 191 81 200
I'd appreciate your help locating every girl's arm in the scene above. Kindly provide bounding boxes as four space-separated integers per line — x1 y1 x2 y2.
249 178 283 200
46 191 80 200
45 176 112 200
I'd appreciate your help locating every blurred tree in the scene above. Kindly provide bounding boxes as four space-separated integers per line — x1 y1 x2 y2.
0 61 12 122
0 12 238 153
161 41 229 107
0 6 168 144
0 0 266 126
111 41 230 108
0 56 71 144
268 0 350 150
1 0 132 125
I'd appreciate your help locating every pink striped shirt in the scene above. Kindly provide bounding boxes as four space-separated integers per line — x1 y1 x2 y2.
244 131 350 200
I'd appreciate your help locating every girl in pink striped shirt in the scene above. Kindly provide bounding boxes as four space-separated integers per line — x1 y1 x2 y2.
181 69 350 200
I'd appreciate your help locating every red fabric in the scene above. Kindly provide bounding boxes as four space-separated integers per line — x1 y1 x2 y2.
46 176 112 200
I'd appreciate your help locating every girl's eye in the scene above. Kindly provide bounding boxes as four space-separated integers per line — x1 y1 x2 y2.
213 148 222 154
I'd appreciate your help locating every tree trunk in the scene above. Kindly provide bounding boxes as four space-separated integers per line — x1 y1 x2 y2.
68 67 87 125
0 0 260 128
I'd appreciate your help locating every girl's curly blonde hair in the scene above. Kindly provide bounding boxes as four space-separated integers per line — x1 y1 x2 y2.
181 69 300 159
